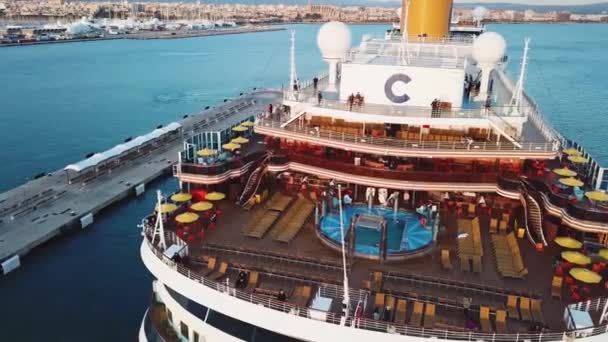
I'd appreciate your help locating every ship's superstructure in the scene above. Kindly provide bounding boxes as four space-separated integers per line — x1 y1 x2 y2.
139 1 608 341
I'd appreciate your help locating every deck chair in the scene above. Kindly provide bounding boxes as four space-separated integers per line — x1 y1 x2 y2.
519 297 532 322
499 220 508 235
374 293 386 310
385 296 396 321
293 286 312 307
441 249 453 270
201 257 217 277
468 203 476 217
480 306 492 333
423 303 436 329
490 218 498 234
506 295 519 320
410 302 424 327
551 276 563 300
394 299 407 324
208 262 228 281
246 271 259 290
531 299 544 323
372 271 383 292
495 309 507 334
460 255 471 272
472 255 482 273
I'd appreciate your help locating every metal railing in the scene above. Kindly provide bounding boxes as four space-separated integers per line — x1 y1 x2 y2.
145 236 608 341
257 119 557 153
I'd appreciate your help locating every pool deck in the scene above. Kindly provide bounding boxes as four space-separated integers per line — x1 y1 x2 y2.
161 188 585 334
0 90 281 271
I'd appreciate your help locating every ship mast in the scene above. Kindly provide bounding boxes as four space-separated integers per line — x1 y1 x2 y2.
509 37 530 116
337 185 350 325
152 190 167 250
289 30 298 99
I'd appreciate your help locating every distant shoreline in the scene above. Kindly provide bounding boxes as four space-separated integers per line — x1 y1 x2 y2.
0 26 285 48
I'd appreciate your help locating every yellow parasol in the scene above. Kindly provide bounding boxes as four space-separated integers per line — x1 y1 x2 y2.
554 236 583 249
569 268 602 284
559 178 584 187
585 191 608 202
241 120 255 127
231 136 250 144
561 251 591 265
190 201 213 212
222 143 241 151
599 249 608 260
563 148 582 156
175 212 199 224
155 203 177 214
171 193 192 202
197 148 217 157
232 125 248 132
205 192 226 201
569 155 588 164
553 168 577 177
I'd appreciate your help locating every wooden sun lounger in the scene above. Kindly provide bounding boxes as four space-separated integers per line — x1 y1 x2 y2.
499 220 508 235
410 302 424 328
441 249 453 270
241 208 266 234
267 194 293 212
480 306 492 333
372 271 383 292
472 255 482 273
519 297 532 322
531 299 544 323
292 286 312 307
246 211 280 239
496 309 507 334
374 293 386 309
201 257 217 277
275 202 315 243
246 271 259 290
490 218 498 234
423 303 436 329
507 295 519 320
395 299 407 324
208 262 228 281
551 276 563 300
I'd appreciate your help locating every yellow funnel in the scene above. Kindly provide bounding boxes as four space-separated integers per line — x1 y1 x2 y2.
402 0 453 40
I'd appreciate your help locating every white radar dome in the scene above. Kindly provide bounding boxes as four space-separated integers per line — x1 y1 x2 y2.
473 6 488 21
472 32 506 64
317 21 352 60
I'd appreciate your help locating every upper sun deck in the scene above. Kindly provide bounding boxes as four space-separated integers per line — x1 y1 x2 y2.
142 186 608 341
343 36 474 70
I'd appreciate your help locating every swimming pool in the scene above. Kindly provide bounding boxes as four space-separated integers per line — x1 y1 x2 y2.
319 205 433 256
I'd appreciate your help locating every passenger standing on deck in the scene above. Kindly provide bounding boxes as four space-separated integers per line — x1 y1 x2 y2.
277 289 287 301
485 95 492 114
313 76 319 92
348 93 355 111
317 91 323 105
431 98 438 117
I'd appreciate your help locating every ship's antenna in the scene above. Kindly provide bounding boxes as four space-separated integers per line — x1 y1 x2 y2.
152 190 167 250
337 184 350 325
289 30 298 100
509 37 530 116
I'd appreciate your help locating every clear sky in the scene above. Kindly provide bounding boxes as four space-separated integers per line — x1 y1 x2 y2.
455 0 604 4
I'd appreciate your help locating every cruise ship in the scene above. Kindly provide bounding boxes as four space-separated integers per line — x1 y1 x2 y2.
138 1 608 341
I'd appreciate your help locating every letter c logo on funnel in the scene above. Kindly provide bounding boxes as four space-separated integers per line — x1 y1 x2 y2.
384 74 412 104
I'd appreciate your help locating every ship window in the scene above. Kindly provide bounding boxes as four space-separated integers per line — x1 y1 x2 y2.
206 309 254 341
166 285 208 318
193 331 200 342
180 321 189 339
166 308 173 323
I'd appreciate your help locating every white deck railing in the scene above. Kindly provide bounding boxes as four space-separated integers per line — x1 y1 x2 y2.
145 236 608 341
256 119 557 153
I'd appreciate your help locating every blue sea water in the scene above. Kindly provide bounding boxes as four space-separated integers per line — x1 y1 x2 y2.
0 24 607 341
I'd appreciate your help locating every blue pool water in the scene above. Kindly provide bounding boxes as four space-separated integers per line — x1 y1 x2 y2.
0 23 607 341
320 206 433 255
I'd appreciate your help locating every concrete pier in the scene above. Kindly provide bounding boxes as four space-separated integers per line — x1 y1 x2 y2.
0 90 281 273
